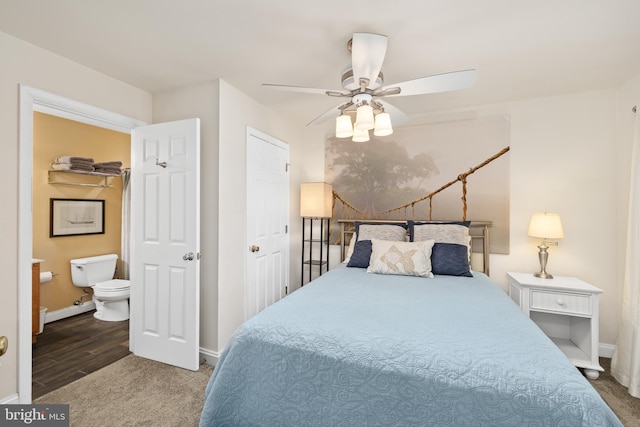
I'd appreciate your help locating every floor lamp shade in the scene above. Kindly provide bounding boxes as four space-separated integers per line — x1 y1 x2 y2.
300 183 333 218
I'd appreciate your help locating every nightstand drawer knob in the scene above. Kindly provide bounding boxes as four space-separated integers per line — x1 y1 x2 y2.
557 299 566 306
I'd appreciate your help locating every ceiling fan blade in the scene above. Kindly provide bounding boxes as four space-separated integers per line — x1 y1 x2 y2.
262 83 350 97
351 33 388 88
381 69 477 97
374 99 409 126
306 102 352 126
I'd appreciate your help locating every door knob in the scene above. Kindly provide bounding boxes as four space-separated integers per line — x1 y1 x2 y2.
0 336 7 357
183 252 195 261
250 245 260 253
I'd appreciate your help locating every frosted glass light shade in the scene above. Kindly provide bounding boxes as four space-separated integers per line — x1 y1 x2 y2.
373 112 393 136
528 213 564 239
335 115 353 138
352 127 370 142
355 104 375 130
300 182 333 218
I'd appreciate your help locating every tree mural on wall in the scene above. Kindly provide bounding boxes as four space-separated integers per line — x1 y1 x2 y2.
325 116 511 254
327 138 440 216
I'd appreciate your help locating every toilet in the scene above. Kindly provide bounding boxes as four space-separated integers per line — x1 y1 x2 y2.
70 254 131 322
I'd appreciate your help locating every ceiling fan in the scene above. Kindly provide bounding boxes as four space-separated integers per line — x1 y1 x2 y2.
263 32 477 141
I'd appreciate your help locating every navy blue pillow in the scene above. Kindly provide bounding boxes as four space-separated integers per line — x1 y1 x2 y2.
347 240 373 268
431 243 473 277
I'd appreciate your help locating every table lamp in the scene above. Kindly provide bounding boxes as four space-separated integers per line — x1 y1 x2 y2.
528 212 564 279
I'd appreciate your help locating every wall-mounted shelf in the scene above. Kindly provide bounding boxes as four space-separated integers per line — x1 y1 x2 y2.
48 170 119 188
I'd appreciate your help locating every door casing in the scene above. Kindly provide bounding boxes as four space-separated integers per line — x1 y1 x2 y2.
17 85 146 403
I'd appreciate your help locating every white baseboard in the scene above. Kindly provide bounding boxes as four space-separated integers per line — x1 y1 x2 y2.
599 343 616 359
199 347 221 367
44 302 96 324
0 393 20 404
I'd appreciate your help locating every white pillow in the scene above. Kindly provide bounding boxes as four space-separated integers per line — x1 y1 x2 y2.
367 239 435 278
343 235 357 264
357 224 407 242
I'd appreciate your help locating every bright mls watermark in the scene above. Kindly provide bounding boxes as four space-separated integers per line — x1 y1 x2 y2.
1 405 69 426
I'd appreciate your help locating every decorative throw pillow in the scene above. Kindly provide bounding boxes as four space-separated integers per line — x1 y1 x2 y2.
430 243 473 277
356 222 408 242
343 235 357 264
346 240 373 268
408 221 473 277
367 239 435 278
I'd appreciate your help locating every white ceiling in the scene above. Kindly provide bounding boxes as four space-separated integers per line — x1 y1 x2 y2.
1 0 639 127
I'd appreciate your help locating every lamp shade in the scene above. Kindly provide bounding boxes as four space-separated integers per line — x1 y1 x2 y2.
352 127 370 142
300 182 333 218
373 112 393 136
528 213 564 239
335 115 353 138
354 103 375 130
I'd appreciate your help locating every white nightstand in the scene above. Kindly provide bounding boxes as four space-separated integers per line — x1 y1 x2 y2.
507 272 604 379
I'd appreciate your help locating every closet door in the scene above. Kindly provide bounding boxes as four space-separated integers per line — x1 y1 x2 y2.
245 128 289 320
130 118 200 371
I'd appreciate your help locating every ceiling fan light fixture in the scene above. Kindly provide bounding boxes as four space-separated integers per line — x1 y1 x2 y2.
352 127 370 142
355 103 375 130
335 114 354 138
373 112 393 136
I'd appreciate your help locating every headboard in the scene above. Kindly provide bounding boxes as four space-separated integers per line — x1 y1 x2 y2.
338 219 492 276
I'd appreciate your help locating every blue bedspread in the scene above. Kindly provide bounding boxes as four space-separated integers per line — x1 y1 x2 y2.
200 266 621 426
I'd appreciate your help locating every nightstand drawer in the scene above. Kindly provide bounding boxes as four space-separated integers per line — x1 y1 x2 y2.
530 290 592 315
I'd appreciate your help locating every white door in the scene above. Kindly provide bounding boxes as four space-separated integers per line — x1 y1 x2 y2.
245 128 289 320
130 118 200 371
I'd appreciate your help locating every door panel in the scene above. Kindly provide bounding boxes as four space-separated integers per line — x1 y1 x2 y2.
245 128 289 320
131 118 200 371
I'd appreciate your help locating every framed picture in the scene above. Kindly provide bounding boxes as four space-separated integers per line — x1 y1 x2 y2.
50 198 105 237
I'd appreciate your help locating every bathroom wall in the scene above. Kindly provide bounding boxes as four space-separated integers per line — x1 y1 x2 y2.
33 112 130 313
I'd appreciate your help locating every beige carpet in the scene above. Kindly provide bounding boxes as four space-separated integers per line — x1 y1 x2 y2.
35 354 213 427
589 358 640 426
35 355 639 426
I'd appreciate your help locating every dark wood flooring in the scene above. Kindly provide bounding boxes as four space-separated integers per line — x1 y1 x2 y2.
32 310 130 399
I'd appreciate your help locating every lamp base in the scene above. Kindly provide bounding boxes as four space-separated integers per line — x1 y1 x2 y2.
534 271 554 279
535 243 554 279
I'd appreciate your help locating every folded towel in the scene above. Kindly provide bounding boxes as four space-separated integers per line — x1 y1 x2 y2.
93 169 121 176
55 156 94 164
51 163 94 172
93 161 123 168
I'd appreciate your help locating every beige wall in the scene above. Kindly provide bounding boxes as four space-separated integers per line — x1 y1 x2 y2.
0 30 151 402
153 81 221 354
217 80 304 351
33 112 130 312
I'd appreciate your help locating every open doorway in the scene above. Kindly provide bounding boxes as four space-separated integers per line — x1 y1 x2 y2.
31 112 131 397
18 85 146 403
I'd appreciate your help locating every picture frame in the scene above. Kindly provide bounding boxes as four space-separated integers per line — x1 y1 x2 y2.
50 198 105 237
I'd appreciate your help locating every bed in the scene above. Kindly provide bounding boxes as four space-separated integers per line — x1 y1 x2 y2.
200 221 621 426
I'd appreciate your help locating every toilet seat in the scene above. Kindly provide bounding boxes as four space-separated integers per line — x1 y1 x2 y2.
94 279 130 291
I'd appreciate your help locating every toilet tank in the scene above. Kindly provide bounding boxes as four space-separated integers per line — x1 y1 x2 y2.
70 254 118 287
